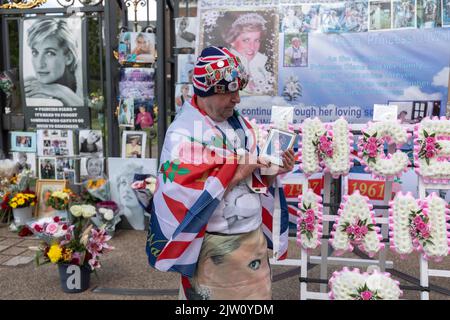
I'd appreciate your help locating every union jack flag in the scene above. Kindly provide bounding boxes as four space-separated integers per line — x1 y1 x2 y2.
146 96 288 277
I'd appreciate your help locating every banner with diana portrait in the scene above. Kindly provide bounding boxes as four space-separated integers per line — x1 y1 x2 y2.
199 8 279 96
20 16 89 129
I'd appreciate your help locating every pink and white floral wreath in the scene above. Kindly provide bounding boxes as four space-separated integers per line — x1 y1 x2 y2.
414 117 450 184
329 267 402 300
330 190 384 257
297 189 323 251
389 191 450 262
357 120 410 180
300 117 353 179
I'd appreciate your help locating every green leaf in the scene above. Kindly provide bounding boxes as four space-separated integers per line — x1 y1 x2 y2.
363 132 370 138
430 133 436 137
424 130 429 138
425 158 430 166
172 163 179 171
371 132 377 138
162 174 167 184
163 161 170 172
177 168 190 175
168 172 175 182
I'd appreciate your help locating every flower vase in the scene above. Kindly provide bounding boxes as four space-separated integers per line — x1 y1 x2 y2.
58 264 91 293
13 207 33 226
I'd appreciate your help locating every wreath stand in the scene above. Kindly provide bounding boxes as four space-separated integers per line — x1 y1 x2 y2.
417 177 450 300
270 171 394 300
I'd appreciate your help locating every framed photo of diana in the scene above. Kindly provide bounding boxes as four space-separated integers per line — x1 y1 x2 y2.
261 129 296 167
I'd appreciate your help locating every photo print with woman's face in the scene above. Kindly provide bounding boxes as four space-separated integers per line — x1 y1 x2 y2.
133 99 154 130
417 0 442 28
79 130 103 157
118 98 134 127
108 157 157 230
80 157 104 179
369 0 393 31
10 132 36 153
119 32 156 64
175 84 194 112
21 17 85 107
177 54 196 83
39 157 57 180
199 9 278 96
13 152 36 175
392 0 416 29
175 17 198 48
283 33 308 67
122 131 147 159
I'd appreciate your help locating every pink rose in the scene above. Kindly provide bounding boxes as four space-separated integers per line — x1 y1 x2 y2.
368 151 377 158
306 223 315 232
305 215 314 224
425 144 436 152
353 226 361 236
416 221 427 232
425 151 435 158
360 291 373 300
325 148 333 157
367 143 378 154
346 226 354 235
421 231 430 239
413 215 423 225
360 225 368 235
368 137 378 144
305 209 315 218
425 137 436 144
45 223 59 235
319 135 328 144
321 141 331 152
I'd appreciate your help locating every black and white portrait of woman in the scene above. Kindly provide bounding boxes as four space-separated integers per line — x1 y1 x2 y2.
79 130 103 157
21 17 85 107
108 158 157 230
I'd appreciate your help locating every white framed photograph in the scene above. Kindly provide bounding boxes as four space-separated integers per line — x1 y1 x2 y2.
37 129 74 157
107 157 158 230
79 130 103 157
80 157 104 179
10 131 37 152
175 17 198 49
121 131 147 159
12 152 37 176
118 98 134 127
177 54 195 83
39 157 57 180
261 129 296 166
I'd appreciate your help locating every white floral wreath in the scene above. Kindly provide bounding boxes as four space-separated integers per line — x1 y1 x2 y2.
330 191 384 257
297 189 323 250
389 191 450 262
414 117 450 184
300 117 353 178
357 121 410 180
329 267 402 300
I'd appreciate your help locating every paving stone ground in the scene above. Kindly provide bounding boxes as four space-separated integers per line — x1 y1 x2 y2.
0 225 449 300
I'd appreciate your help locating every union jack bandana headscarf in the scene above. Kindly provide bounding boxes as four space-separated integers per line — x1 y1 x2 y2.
193 46 249 97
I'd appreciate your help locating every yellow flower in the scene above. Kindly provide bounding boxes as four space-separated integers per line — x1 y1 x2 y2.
10 202 17 209
31 202 36 207
47 244 63 264
17 199 25 206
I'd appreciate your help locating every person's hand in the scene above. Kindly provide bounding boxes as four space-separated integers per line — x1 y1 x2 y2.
225 152 268 195
262 148 296 179
24 78 83 106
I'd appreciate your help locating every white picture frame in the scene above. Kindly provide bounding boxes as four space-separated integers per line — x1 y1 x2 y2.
121 131 147 159
260 128 296 166
79 130 103 157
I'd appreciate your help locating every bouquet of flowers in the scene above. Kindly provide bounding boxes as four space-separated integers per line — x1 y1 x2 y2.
131 174 157 214
32 204 114 270
45 188 75 211
92 201 121 237
82 177 110 202
8 191 36 209
88 91 104 111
